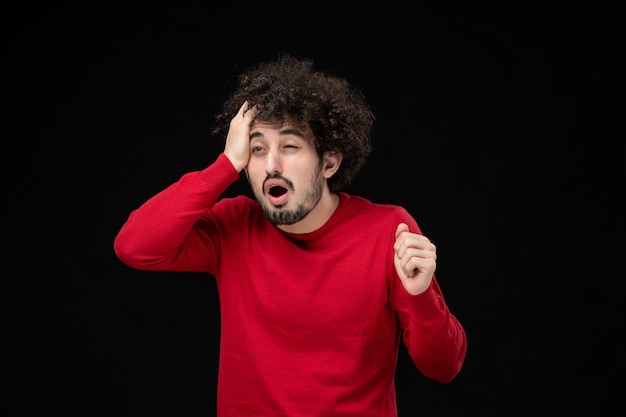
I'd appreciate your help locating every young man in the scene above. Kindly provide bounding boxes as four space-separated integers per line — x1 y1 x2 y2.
114 54 467 416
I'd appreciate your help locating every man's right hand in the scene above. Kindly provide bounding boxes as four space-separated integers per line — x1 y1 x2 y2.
224 101 256 172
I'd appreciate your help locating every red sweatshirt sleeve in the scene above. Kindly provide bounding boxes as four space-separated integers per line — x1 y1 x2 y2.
389 208 467 383
113 153 240 272
401 280 467 383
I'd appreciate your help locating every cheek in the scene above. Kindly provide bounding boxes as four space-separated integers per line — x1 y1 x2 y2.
245 159 261 175
245 164 264 187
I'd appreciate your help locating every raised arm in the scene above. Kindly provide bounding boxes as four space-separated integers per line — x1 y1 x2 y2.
113 102 256 271
391 216 467 383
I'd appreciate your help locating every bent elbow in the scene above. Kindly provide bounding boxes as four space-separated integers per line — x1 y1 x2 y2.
113 233 145 269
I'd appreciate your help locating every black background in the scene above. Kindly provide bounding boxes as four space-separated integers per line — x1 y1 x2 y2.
11 2 625 416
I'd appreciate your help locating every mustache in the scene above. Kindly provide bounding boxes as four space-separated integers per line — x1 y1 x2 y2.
263 173 295 191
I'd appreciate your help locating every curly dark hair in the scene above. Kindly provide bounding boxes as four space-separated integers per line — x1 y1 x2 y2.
211 53 374 191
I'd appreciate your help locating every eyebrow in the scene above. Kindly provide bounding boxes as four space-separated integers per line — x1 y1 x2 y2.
249 127 305 140
279 128 305 137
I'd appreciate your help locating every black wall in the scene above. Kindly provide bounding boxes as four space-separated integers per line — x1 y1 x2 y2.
12 2 624 416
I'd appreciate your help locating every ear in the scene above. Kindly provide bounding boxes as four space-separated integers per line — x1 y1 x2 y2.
322 151 343 179
243 167 250 182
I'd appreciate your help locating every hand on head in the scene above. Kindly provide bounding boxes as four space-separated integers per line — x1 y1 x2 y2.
224 101 256 172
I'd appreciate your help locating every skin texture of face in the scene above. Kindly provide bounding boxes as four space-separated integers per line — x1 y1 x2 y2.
245 121 342 233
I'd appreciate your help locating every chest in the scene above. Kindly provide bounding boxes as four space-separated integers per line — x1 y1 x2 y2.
219 227 393 326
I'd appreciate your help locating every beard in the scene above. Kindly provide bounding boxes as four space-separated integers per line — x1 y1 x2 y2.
261 181 323 225
256 163 324 226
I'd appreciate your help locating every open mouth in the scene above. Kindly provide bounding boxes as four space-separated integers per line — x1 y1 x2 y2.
267 185 288 206
264 178 291 206
269 185 288 198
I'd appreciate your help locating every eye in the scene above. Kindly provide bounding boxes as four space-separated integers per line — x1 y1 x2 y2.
251 146 265 154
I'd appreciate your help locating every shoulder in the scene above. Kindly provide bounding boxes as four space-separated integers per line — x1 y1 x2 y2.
338 192 420 232
211 194 261 219
340 192 410 216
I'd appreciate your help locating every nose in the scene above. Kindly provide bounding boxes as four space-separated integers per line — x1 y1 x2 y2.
265 148 281 175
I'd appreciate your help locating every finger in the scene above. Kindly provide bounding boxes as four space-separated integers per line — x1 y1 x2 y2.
242 101 256 120
394 223 410 258
393 251 410 278
395 251 417 278
230 102 249 127
238 101 248 116
395 223 409 240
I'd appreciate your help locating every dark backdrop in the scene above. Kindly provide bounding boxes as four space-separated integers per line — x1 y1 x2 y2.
11 2 624 416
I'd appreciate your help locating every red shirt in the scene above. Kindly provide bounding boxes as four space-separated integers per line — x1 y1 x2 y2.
114 153 467 416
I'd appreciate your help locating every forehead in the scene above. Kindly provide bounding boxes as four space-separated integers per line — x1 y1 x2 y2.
250 120 313 141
